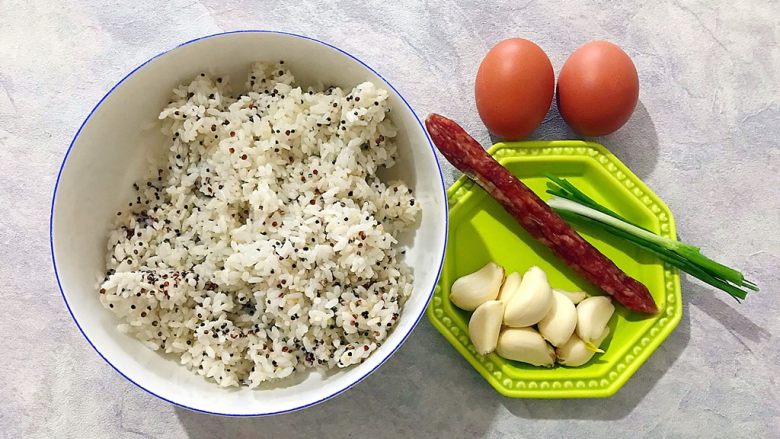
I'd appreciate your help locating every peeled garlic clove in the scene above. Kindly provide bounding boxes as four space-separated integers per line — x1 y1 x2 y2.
538 290 577 347
503 266 553 327
498 272 521 302
468 300 504 355
449 262 504 311
553 288 588 305
575 296 615 346
556 327 610 367
496 327 556 367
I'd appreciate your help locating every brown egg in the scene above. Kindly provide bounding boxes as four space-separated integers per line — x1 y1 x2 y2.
475 38 555 140
557 41 639 136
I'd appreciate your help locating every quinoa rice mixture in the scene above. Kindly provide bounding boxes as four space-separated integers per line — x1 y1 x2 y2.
98 62 421 387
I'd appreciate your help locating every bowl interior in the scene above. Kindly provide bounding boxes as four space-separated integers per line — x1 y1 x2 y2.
52 31 447 415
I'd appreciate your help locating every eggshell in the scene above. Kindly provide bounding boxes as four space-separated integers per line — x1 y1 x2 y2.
557 41 639 136
475 38 555 140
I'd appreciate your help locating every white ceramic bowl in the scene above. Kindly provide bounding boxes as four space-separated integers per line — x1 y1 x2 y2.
51 30 448 416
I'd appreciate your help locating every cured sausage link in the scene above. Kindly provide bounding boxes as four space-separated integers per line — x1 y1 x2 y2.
426 113 657 314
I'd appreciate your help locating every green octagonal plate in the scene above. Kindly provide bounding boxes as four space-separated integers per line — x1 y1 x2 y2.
427 140 682 398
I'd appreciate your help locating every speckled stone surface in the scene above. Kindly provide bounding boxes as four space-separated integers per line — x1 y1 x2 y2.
1 1 778 437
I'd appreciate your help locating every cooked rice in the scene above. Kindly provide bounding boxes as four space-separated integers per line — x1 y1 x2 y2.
98 62 420 387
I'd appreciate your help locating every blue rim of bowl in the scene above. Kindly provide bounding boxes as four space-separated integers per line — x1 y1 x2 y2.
49 29 449 417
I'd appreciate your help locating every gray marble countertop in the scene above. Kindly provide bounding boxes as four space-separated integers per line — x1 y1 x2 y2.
2 1 778 437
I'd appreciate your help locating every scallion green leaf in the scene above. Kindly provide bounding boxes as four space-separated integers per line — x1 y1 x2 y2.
546 176 757 300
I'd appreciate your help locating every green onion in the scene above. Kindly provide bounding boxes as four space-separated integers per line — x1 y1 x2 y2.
545 174 758 300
